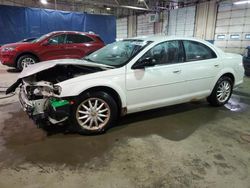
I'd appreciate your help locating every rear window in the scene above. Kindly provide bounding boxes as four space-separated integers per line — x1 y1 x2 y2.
95 36 104 43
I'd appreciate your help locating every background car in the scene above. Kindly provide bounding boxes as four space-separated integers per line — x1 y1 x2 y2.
243 46 250 76
0 31 105 70
8 36 244 135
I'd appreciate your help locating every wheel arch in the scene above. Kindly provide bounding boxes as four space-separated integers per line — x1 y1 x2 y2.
80 86 126 116
220 73 235 85
15 52 40 66
209 70 236 96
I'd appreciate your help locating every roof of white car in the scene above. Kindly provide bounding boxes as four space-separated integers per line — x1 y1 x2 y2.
127 35 205 43
124 35 225 57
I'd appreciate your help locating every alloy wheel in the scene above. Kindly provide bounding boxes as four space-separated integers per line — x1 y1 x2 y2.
21 57 36 68
216 80 231 103
76 98 111 131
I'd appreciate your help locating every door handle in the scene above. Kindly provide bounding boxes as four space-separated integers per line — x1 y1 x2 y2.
65 46 77 49
214 64 219 67
173 70 181 74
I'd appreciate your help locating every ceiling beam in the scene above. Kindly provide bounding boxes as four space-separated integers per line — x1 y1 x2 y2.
142 0 149 9
114 0 119 5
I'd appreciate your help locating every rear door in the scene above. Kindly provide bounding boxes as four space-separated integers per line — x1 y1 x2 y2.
126 40 187 113
181 40 220 97
65 34 100 59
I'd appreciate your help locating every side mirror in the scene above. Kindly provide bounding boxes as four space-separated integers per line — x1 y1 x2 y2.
132 57 156 69
42 40 50 46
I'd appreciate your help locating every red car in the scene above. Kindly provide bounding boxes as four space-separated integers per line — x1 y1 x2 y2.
0 31 105 70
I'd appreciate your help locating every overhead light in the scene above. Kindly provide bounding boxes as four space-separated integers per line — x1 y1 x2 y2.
120 5 149 11
106 7 111 11
40 0 48 5
234 0 250 5
138 0 144 2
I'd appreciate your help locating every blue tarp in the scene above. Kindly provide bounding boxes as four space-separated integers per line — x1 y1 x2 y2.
0 5 116 45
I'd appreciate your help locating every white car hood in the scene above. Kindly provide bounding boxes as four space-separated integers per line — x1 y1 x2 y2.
19 59 112 79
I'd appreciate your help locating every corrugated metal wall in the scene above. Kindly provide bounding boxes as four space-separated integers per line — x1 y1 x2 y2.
116 17 128 39
167 6 196 36
136 14 154 36
214 1 250 54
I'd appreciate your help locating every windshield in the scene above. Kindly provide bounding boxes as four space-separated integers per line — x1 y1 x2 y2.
84 40 150 67
32 33 53 43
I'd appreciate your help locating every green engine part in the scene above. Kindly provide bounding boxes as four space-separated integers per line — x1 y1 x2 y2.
50 98 69 109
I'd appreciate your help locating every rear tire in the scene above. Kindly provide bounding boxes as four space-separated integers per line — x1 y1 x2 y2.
207 76 233 107
71 91 118 135
16 54 37 71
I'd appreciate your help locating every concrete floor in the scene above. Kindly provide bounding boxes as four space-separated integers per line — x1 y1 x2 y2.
0 64 250 188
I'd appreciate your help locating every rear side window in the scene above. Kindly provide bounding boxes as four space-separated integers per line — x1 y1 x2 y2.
66 34 94 44
183 40 217 61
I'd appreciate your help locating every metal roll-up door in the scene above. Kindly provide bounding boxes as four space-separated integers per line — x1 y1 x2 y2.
214 1 250 54
167 6 196 37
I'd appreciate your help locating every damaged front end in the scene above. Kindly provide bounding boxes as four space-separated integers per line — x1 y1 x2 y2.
7 59 110 125
19 79 72 125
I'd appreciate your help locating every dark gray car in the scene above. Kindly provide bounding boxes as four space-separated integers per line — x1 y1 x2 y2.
243 46 250 76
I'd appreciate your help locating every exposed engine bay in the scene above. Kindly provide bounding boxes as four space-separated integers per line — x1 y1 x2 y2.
31 64 102 84
22 64 102 100
7 60 108 125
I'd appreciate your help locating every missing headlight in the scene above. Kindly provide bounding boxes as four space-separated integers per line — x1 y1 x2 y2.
53 85 62 95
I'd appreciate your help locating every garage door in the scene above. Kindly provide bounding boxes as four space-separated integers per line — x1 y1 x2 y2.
136 14 154 36
214 2 250 54
167 6 196 37
116 17 128 39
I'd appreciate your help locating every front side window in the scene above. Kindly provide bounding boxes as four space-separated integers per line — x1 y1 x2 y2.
66 34 93 44
48 34 66 44
84 40 150 67
140 40 184 65
183 40 217 61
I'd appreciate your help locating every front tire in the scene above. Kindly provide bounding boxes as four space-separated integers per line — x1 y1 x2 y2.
16 54 37 71
71 91 118 134
207 76 233 107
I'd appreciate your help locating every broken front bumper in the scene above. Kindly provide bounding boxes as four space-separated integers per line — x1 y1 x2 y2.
19 87 33 114
19 87 71 124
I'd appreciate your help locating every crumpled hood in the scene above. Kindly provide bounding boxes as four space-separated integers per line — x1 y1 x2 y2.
6 58 113 94
19 59 112 78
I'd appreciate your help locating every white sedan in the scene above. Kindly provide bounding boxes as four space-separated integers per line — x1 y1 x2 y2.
7 36 244 134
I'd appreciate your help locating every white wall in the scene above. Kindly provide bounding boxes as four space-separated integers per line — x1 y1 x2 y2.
136 14 154 36
116 17 128 39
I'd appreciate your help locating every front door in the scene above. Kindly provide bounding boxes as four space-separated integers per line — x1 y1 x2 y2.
39 34 67 61
126 40 187 113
